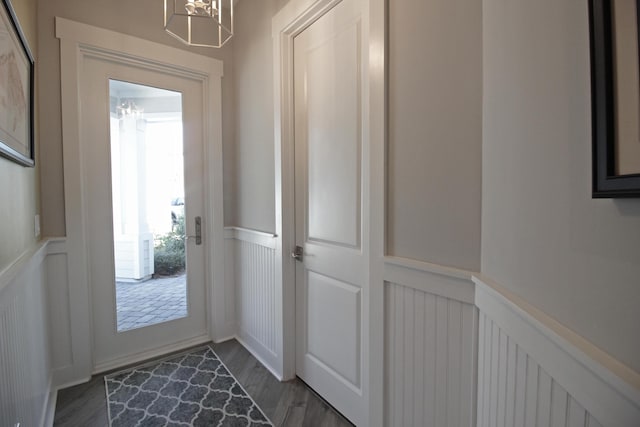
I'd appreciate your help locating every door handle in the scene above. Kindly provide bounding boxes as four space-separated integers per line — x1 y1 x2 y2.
186 216 202 245
291 245 303 261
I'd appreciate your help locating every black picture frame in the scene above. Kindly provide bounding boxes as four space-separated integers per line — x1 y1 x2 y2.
0 0 34 167
589 0 640 197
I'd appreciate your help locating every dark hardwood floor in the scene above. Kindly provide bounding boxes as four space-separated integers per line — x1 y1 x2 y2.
53 339 353 426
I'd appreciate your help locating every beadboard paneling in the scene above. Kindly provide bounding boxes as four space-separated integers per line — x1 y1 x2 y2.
477 312 605 427
384 281 477 427
475 277 640 427
0 243 53 427
229 228 280 375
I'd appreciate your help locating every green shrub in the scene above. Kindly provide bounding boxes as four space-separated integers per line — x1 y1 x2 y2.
154 215 185 276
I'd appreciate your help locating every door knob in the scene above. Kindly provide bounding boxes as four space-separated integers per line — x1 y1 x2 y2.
291 245 303 261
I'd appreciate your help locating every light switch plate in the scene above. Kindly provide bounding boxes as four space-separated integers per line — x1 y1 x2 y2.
34 214 40 238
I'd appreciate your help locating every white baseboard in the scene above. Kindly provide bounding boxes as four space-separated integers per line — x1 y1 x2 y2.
235 335 283 382
92 334 211 374
212 335 236 344
52 375 92 395
40 377 57 427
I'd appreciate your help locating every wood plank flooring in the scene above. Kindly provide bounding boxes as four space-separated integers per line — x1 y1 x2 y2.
53 339 353 426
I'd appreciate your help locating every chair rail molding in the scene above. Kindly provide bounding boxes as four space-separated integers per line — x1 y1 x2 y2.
224 226 277 249
384 256 476 304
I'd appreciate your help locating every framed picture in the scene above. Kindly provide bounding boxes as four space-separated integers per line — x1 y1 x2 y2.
0 0 34 167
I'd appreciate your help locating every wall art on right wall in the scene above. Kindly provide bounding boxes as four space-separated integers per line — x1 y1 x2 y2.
590 0 640 197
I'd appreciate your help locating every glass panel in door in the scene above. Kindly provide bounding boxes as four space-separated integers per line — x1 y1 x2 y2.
109 79 188 332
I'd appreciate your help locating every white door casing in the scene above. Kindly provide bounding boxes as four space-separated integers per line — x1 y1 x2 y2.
82 59 209 370
293 0 369 424
273 0 386 423
57 18 226 378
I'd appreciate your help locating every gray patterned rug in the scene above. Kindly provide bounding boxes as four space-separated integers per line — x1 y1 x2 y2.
104 345 273 426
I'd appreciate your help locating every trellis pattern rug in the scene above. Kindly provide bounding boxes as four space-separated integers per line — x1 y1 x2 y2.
105 345 273 426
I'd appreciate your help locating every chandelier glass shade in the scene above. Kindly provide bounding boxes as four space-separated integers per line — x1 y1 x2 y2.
164 0 233 48
116 100 143 120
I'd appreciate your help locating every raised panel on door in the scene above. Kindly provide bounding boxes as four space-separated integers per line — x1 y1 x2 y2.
304 18 362 248
294 0 367 424
305 270 361 386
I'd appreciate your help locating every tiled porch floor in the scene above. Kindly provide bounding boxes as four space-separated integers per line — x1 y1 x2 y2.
115 274 187 331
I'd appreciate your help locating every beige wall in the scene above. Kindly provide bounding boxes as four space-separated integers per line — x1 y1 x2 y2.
231 0 279 233
387 0 482 270
229 0 483 258
612 0 640 175
0 0 38 272
483 0 640 372
36 0 235 236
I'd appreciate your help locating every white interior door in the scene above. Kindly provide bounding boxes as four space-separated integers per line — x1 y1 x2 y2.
294 0 368 424
80 55 209 370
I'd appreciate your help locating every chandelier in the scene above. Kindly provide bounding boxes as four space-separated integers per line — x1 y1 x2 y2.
164 0 233 48
116 100 144 119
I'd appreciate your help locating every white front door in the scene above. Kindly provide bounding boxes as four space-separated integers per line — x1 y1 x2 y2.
293 0 368 424
80 54 209 370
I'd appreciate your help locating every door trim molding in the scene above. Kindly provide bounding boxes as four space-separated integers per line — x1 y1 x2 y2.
56 17 225 381
272 1 386 425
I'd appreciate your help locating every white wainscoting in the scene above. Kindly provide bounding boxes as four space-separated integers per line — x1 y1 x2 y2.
45 239 76 389
475 277 640 427
476 312 602 427
383 257 478 427
0 241 56 427
225 227 280 378
223 231 640 426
